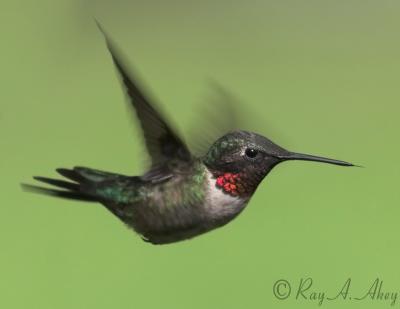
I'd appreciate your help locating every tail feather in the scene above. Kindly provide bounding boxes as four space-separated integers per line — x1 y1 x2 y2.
56 168 85 183
23 167 120 202
21 184 96 202
33 176 80 191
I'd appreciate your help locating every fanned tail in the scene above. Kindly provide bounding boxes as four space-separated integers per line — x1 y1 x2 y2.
22 167 120 202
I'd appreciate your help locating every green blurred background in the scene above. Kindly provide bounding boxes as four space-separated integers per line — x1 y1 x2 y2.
1 1 399 308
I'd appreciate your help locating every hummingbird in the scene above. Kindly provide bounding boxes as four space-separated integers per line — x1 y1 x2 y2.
24 27 355 245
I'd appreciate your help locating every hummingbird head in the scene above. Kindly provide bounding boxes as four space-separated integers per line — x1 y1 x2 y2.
203 130 354 196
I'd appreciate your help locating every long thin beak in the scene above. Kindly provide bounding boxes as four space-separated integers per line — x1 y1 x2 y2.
278 152 355 167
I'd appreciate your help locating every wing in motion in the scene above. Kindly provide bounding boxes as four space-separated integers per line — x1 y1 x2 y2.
97 22 192 169
187 81 240 157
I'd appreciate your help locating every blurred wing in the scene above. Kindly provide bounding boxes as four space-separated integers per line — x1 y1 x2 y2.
187 82 289 157
98 23 191 167
187 82 241 156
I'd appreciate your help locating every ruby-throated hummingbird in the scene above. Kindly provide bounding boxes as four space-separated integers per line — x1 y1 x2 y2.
24 27 355 245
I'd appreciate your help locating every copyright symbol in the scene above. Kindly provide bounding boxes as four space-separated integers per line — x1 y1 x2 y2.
273 279 291 300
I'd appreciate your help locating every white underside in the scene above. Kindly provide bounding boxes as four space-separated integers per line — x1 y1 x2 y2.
204 169 249 219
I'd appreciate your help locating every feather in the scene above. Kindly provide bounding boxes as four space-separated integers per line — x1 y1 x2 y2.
96 21 192 167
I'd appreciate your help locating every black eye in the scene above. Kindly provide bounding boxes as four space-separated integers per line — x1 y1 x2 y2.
245 148 258 158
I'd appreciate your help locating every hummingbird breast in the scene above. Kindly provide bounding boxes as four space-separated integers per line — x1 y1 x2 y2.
109 162 249 244
203 169 249 222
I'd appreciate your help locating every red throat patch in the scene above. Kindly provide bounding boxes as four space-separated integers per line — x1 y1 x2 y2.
215 173 246 196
